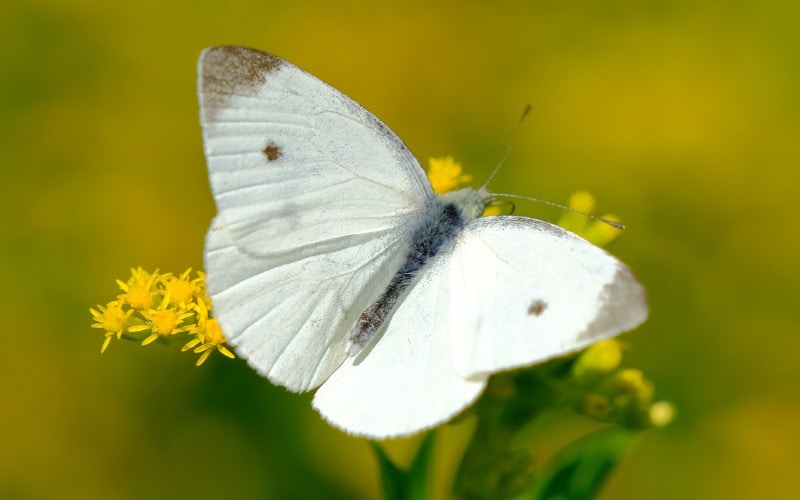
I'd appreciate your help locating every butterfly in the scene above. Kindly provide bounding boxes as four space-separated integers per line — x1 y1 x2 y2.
198 46 648 438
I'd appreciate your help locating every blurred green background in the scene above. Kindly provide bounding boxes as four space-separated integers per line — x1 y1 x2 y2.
2 0 798 498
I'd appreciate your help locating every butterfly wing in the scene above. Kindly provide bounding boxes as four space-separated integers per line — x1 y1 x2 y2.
199 46 433 391
312 215 647 438
312 252 487 438
447 216 648 377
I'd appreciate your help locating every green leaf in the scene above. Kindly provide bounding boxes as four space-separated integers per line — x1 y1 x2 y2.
518 428 636 500
406 432 435 500
370 433 435 500
370 441 408 500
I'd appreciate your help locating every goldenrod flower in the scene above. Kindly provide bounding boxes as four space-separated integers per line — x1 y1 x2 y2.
427 156 473 194
162 268 205 308
571 338 624 381
117 267 160 310
182 298 235 365
135 292 196 345
90 268 234 365
90 301 133 352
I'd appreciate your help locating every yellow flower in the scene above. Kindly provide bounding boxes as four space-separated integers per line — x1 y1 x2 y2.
90 301 133 352
649 401 676 427
182 299 235 365
193 319 235 365
613 368 654 402
116 267 160 310
427 156 473 194
91 268 235 365
568 340 672 429
572 339 624 381
135 292 196 345
162 268 204 307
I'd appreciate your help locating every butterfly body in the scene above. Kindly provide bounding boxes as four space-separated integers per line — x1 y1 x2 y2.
351 187 490 353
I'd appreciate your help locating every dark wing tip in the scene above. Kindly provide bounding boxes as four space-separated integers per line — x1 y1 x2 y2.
578 263 649 343
199 46 283 120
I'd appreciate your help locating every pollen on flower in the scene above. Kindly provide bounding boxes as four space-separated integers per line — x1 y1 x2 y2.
90 267 235 366
427 156 473 194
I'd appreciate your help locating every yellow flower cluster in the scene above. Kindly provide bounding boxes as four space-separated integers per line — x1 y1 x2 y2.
570 339 674 428
90 267 234 365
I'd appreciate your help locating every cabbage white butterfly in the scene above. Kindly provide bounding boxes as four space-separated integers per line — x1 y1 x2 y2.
198 46 648 438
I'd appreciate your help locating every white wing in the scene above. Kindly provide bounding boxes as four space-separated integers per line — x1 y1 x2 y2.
312 215 647 438
312 253 486 439
448 216 648 378
199 46 433 391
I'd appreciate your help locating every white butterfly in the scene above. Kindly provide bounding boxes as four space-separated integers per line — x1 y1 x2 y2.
198 46 648 439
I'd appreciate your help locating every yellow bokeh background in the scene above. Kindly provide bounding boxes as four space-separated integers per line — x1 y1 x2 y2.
2 1 798 498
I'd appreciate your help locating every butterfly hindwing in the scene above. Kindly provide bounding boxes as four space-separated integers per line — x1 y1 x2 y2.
447 216 648 377
312 252 486 438
312 216 647 437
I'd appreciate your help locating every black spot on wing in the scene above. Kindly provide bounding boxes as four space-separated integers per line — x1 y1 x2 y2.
527 299 547 316
262 141 282 162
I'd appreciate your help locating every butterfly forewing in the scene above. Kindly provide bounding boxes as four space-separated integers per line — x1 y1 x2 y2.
199 46 433 391
448 216 648 377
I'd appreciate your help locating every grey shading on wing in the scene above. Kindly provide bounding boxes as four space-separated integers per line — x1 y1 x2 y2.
199 46 434 392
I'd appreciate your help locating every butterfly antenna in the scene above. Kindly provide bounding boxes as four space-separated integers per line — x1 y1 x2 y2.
480 104 532 191
490 192 626 230
479 106 623 230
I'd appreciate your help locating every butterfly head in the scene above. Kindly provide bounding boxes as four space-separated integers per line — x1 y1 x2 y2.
436 187 493 222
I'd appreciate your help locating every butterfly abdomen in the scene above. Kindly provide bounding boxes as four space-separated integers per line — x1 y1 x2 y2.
348 196 478 353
